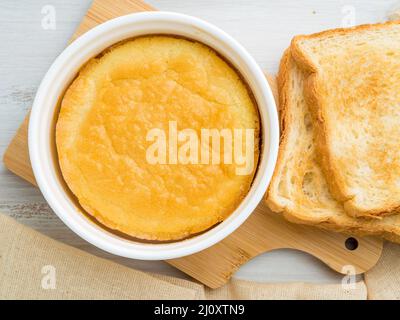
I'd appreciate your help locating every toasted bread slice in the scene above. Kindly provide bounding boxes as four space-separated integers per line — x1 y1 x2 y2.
266 49 400 243
291 21 400 218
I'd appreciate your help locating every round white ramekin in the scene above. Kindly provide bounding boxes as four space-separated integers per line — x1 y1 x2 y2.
29 12 279 260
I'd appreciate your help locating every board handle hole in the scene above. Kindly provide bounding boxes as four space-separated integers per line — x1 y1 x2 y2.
345 237 359 251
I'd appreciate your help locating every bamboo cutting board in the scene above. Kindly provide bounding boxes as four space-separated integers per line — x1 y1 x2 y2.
3 0 383 288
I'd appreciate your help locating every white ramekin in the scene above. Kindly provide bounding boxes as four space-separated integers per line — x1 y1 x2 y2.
29 12 279 260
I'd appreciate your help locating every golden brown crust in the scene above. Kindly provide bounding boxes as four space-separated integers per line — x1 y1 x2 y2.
291 21 400 218
265 46 400 244
291 20 400 73
56 36 260 241
265 49 291 212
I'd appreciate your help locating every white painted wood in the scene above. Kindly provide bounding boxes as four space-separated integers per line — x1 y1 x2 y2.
0 0 396 284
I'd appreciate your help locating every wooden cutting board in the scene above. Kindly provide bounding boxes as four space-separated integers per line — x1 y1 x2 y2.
3 0 383 288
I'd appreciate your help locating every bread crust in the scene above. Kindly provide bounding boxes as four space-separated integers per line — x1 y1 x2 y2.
265 49 291 212
265 47 400 243
291 21 400 218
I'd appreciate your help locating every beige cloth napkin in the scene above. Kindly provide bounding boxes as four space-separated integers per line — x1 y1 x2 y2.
0 213 396 300
364 242 400 300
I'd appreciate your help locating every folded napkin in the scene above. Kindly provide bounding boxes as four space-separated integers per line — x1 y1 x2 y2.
364 242 400 300
0 213 397 300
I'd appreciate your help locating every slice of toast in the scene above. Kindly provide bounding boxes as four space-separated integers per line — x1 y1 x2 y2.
266 49 400 243
291 21 400 218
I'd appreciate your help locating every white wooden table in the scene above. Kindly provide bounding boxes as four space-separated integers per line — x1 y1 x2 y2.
0 0 395 284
